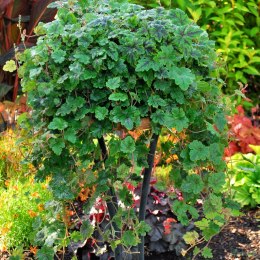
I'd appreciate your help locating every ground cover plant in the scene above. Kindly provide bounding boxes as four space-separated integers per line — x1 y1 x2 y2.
225 145 260 208
17 0 237 259
0 177 52 253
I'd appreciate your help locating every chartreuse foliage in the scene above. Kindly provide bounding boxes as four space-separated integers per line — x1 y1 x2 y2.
225 147 260 208
19 0 232 258
0 177 52 251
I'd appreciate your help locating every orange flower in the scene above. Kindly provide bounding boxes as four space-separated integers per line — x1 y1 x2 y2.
30 246 38 255
1 227 10 235
37 204 44 211
28 210 38 218
172 154 179 160
31 192 40 198
13 185 18 191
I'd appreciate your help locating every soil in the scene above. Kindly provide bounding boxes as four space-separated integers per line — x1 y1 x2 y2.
146 208 260 260
1 209 259 260
206 209 260 260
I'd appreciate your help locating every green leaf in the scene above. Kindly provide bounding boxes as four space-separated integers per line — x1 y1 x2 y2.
189 141 209 161
151 110 178 129
194 218 209 230
70 231 83 242
106 77 121 90
36 246 54 260
73 52 90 64
171 108 189 132
3 60 16 72
118 186 133 206
137 221 151 236
148 95 167 108
51 49 66 63
197 81 211 92
95 106 108 120
48 118 68 131
172 200 189 225
56 96 85 116
80 220 94 239
234 185 253 207
181 174 204 194
136 57 160 72
29 68 42 78
64 128 77 144
183 231 199 246
120 136 135 153
202 247 213 258
168 66 195 91
49 138 65 155
202 221 220 241
111 240 121 251
155 45 181 66
109 92 128 102
203 194 222 219
206 121 220 136
117 164 130 179
214 112 226 131
122 230 139 247
110 106 140 130
208 172 225 192
170 89 185 104
154 80 172 93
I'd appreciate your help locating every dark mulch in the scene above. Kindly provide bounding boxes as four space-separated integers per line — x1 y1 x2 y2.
207 209 260 260
1 209 259 260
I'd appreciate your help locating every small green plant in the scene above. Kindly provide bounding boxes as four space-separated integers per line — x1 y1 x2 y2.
0 177 52 251
18 0 234 259
226 145 260 208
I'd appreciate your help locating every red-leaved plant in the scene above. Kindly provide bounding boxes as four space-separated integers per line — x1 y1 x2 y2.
225 105 260 157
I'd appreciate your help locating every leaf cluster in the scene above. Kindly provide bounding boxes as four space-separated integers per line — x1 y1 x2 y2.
131 0 260 108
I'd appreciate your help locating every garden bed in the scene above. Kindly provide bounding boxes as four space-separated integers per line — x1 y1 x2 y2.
0 209 258 259
147 208 259 260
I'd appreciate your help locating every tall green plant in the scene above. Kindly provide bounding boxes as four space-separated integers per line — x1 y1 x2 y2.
19 0 234 258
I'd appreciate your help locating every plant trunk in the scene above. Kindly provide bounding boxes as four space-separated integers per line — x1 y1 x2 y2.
138 133 159 260
98 137 123 260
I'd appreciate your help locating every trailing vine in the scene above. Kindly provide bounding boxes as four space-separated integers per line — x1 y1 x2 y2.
18 0 238 258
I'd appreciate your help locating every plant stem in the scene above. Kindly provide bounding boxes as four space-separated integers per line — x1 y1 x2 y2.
98 136 122 260
138 133 159 260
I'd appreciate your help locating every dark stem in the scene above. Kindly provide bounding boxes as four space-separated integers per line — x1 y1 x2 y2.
138 133 159 260
97 137 122 260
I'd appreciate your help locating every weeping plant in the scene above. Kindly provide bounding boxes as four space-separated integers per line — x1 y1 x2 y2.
19 0 234 259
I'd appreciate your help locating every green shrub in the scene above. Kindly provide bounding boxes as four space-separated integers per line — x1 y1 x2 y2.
130 0 260 107
226 146 260 208
19 0 232 258
0 177 52 250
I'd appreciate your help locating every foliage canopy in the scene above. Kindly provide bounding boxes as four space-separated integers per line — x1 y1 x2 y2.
19 0 232 258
